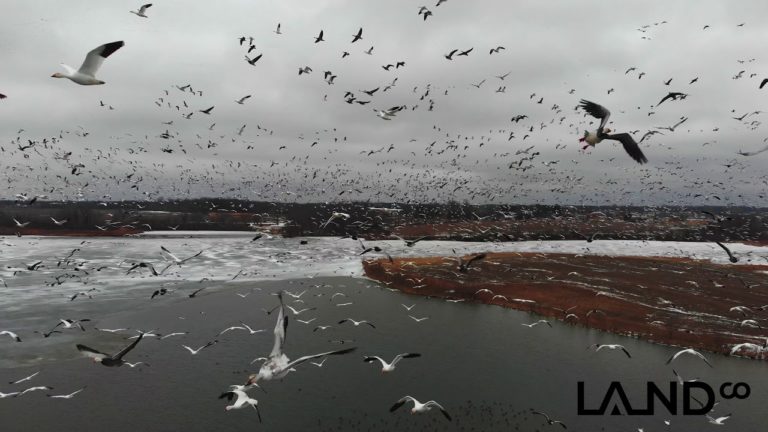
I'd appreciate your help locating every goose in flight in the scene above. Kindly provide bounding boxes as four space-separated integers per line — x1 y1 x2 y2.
364 353 421 372
235 95 251 105
47 387 86 399
666 348 713 368
182 340 217 355
338 318 376 328
577 99 648 164
390 396 451 421
219 389 262 420
706 413 731 425
245 292 355 385
13 218 30 228
130 4 152 18
77 333 144 367
160 246 203 265
531 410 567 429
320 212 350 228
588 343 632 358
1 330 22 342
51 41 124 85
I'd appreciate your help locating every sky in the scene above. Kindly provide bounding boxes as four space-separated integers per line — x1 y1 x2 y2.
1 0 767 206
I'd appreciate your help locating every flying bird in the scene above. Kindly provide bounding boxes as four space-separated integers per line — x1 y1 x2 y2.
129 3 152 18
77 333 144 367
390 396 451 421
577 99 648 164
364 353 421 372
314 30 324 43
51 41 125 85
351 28 363 43
665 348 713 368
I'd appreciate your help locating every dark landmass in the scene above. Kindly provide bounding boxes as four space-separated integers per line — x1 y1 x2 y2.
0 199 765 241
363 252 768 359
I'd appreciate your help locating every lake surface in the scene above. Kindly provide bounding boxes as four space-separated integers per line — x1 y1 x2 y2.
1 234 766 431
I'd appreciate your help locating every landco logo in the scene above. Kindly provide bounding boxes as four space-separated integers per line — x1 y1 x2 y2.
577 381 750 415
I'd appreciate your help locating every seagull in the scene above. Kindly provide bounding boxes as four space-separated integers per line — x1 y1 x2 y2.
531 410 567 429
245 292 356 385
199 106 214 115
1 330 22 342
13 218 30 228
364 353 421 372
15 386 54 397
219 389 262 420
314 30 324 43
588 344 632 358
715 242 738 263
286 305 316 315
235 95 251 105
51 41 124 85
182 340 217 355
129 3 152 18
402 304 416 311
666 348 713 368
390 396 451 421
521 320 552 328
9 372 39 385
47 387 86 399
76 333 144 367
339 318 376 328
578 99 648 164
351 28 363 43
321 212 350 228
657 92 688 106
161 246 203 265
409 315 429 322
0 391 19 398
274 23 282 34
706 413 731 425
50 217 68 226
218 326 246 336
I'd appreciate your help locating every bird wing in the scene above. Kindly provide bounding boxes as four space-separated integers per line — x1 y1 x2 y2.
286 347 356 369
578 99 611 131
390 396 416 412
657 93 674 106
269 293 288 358
139 4 152 13
761 78 768 89
179 250 203 264
113 333 144 360
425 401 452 420
76 344 109 360
363 356 385 366
604 133 648 164
78 41 124 76
715 241 732 255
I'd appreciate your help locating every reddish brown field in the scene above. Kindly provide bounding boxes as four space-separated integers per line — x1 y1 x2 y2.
363 252 768 359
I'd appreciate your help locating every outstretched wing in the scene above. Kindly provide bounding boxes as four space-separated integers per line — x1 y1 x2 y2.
78 41 124 76
604 133 648 164
139 4 153 14
76 344 109 361
113 333 144 360
286 347 356 369
269 293 288 358
389 395 415 412
425 401 452 421
578 99 611 131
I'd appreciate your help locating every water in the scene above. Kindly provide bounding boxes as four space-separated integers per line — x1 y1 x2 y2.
1 234 766 431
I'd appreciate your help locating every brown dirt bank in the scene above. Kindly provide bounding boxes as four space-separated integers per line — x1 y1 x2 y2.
363 252 768 359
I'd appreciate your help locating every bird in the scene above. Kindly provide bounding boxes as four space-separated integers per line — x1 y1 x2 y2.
577 99 648 164
47 387 86 399
1 330 22 342
160 246 203 265
409 315 429 322
715 241 739 263
394 235 427 247
274 23 282 34
521 320 552 328
706 414 731 425
245 54 263 65
314 30 324 43
572 230 600 242
351 28 363 43
489 46 505 54
51 41 124 85
737 144 768 156
76 333 144 366
657 92 688 106
199 106 214 115
338 318 376 328
129 3 152 18
298 66 313 75
390 396 451 421
760 78 768 89
182 340 217 355
531 410 567 429
235 95 251 105
13 218 30 228
8 371 38 385
15 386 53 397
665 348 713 368
219 390 262 420
444 49 458 60
50 217 68 226
245 292 356 385
364 353 421 373
285 305 316 315
458 253 486 272
321 212 350 228
588 343 632 358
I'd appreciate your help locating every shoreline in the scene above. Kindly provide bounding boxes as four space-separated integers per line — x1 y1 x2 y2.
362 252 768 359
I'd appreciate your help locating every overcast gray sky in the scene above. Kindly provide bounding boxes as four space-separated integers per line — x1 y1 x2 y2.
1 0 767 206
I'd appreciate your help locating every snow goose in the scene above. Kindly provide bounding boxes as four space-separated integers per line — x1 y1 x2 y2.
364 353 421 372
130 4 152 18
51 41 125 85
577 99 648 164
390 396 451 421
